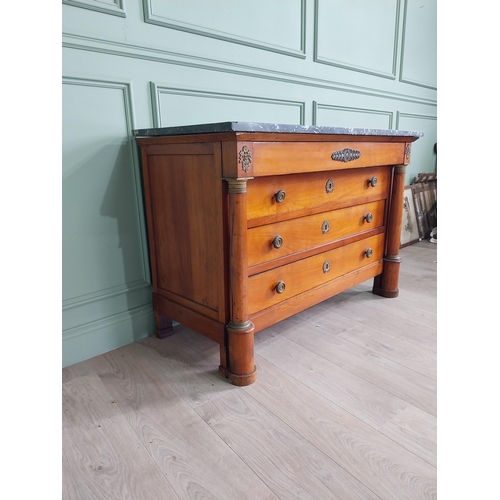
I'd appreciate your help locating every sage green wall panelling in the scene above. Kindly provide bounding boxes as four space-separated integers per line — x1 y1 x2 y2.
62 0 126 18
315 0 400 78
314 102 393 130
62 78 153 367
397 113 437 184
143 0 306 57
400 0 437 89
62 305 156 368
62 80 146 296
62 0 437 367
152 85 305 128
62 1 437 105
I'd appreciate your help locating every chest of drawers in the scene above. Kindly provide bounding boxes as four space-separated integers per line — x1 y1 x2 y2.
133 122 422 385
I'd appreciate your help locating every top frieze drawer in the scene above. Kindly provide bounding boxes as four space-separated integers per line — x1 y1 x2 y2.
250 141 406 176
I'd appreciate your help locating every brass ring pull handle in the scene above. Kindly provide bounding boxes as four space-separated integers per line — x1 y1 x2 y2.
321 220 330 234
272 235 283 249
365 248 373 258
364 213 373 223
275 281 286 294
323 260 331 273
368 176 377 187
275 190 286 203
325 178 334 193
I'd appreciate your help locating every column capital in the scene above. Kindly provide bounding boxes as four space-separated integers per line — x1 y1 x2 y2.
223 178 254 194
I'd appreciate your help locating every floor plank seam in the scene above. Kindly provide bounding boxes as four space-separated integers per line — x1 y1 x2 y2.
101 352 178 487
255 348 404 436
253 352 397 432
91 374 186 500
295 312 363 337
337 335 437 382
335 316 437 354
63 374 182 500
313 297 437 344
193 403 287 500
288 316 436 381
354 302 436 331
241 387 385 500
344 293 437 327
378 432 437 470
280 333 434 418
317 286 436 314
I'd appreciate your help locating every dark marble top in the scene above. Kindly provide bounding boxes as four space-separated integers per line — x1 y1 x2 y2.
133 121 424 138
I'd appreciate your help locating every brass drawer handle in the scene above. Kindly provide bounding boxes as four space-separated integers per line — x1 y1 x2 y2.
368 176 378 187
364 212 373 223
321 220 330 234
275 190 286 203
275 281 286 294
323 260 331 273
272 235 283 249
325 178 334 193
365 248 373 258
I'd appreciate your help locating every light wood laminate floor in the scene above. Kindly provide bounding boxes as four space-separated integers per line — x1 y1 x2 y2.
62 241 437 500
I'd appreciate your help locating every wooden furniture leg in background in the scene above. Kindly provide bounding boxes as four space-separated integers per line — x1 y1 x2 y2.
155 312 174 339
373 164 406 298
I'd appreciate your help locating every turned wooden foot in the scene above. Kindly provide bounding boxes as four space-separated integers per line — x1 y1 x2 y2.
224 321 257 386
155 312 175 339
372 256 401 298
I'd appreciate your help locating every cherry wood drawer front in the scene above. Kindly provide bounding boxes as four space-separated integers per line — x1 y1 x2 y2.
247 199 386 269
247 233 385 315
252 141 404 176
247 166 390 225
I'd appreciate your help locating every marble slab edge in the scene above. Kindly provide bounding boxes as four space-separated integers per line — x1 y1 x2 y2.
132 121 424 138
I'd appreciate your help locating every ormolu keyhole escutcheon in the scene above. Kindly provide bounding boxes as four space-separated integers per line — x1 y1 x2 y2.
323 260 331 273
321 220 330 234
325 178 334 193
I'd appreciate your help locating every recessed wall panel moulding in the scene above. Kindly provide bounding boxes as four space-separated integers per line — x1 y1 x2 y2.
314 0 400 79
143 0 306 58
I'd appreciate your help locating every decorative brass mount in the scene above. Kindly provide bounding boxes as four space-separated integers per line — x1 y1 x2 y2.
331 148 361 162
405 143 412 162
238 145 252 172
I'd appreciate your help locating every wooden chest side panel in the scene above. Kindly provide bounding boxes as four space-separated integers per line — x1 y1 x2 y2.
143 143 226 322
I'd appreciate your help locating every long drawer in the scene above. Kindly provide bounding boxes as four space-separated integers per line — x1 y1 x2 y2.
247 199 386 269
247 166 390 224
251 141 405 176
247 233 385 315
